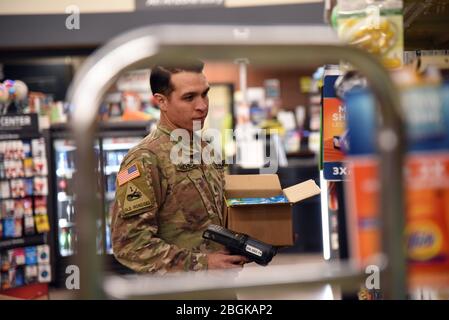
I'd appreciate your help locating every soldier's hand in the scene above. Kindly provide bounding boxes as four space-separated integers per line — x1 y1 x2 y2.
207 252 249 269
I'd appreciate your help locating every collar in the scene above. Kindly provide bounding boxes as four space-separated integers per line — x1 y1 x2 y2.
157 123 173 136
157 123 203 159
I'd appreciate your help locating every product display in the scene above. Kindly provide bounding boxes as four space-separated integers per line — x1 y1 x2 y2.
0 244 50 290
344 78 449 288
52 132 145 258
53 139 79 257
0 114 51 293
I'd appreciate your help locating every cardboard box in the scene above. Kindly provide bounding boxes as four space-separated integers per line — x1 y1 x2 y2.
224 174 321 246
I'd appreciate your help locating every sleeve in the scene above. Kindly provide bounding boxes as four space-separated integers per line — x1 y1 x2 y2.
111 151 208 274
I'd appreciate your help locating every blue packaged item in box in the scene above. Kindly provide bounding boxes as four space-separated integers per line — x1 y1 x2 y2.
226 194 289 206
25 246 38 265
25 265 38 284
25 179 33 196
3 217 15 238
15 267 25 287
22 140 32 158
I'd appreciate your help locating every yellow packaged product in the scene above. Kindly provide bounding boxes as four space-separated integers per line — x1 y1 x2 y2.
337 0 403 69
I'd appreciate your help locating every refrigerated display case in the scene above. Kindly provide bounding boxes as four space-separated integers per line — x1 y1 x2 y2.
53 138 100 257
102 136 144 254
48 121 154 285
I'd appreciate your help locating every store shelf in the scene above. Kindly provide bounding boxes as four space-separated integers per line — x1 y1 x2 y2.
58 219 75 228
56 168 76 178
57 192 75 202
54 144 76 152
104 165 120 175
0 174 47 181
105 191 116 201
0 233 46 251
60 248 74 257
54 143 100 152
0 195 36 201
103 143 137 151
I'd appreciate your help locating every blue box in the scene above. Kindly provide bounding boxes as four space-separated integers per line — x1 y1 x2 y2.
3 218 15 238
25 246 38 265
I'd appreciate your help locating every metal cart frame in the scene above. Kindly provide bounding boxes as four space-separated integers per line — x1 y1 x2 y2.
67 25 405 299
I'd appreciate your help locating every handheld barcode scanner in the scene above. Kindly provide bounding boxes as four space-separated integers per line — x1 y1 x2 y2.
202 224 277 266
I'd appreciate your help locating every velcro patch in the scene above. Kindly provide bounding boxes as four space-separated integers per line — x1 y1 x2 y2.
117 163 140 186
123 182 152 215
116 161 156 218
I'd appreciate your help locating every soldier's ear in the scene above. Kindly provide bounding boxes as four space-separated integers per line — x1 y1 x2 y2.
154 93 168 112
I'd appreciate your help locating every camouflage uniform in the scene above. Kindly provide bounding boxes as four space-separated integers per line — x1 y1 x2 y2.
111 124 225 274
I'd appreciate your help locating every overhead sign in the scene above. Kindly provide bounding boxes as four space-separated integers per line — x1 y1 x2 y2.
0 0 134 15
225 0 322 8
136 0 224 9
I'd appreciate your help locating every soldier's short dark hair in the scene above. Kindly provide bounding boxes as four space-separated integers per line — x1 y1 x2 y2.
150 58 204 97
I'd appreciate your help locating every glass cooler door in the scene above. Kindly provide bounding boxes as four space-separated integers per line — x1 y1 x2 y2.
54 139 101 257
102 137 142 254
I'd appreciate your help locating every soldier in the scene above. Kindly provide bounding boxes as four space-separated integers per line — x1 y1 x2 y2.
111 59 248 273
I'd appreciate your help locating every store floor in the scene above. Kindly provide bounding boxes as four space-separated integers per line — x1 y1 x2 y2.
48 253 341 300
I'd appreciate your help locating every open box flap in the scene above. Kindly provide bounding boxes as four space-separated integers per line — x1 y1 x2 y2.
225 174 281 198
283 179 321 203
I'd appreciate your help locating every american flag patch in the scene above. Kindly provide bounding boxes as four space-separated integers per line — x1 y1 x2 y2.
117 163 140 186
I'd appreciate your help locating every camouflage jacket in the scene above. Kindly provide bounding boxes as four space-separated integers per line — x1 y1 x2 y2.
111 124 225 274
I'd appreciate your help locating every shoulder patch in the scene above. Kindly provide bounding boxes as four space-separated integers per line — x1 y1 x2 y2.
123 182 152 215
116 161 157 218
117 163 140 186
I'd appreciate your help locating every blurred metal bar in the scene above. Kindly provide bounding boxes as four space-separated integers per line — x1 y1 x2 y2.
104 257 380 299
67 24 405 299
